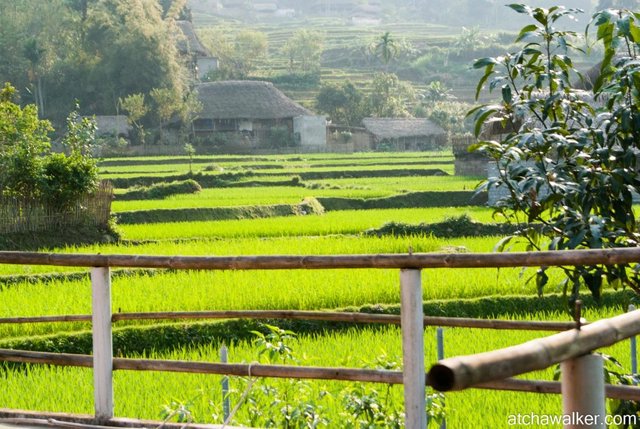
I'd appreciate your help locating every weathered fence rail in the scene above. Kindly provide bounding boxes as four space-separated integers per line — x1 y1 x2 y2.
0 310 580 331
2 248 640 429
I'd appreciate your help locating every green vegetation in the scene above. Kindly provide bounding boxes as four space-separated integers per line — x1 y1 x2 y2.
0 84 98 206
471 4 640 301
1 138 635 424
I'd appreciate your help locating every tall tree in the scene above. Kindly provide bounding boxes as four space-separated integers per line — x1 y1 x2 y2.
316 82 365 126
281 29 324 73
367 73 415 118
150 87 181 144
200 28 268 79
370 32 398 70
82 0 187 114
119 93 148 145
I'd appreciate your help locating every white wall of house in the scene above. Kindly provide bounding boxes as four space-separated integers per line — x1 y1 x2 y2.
294 116 326 147
238 120 253 132
197 57 219 80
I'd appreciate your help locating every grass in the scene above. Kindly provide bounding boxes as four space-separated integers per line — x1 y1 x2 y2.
0 310 634 427
100 164 455 180
111 186 390 212
118 207 497 240
111 177 483 212
6 151 631 425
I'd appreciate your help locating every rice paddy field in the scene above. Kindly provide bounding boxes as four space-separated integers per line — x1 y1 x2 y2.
1 151 635 428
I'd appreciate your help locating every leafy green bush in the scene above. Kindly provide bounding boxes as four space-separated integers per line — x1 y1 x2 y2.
267 126 295 148
470 5 640 300
0 84 98 211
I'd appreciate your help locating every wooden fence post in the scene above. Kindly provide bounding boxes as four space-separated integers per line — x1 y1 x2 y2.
400 269 426 429
91 267 114 421
561 353 605 429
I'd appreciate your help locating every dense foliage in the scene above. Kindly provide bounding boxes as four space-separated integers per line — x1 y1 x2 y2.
0 0 188 126
471 5 640 300
0 83 98 210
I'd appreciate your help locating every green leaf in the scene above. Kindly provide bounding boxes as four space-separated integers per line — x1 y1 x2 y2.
501 85 513 104
630 19 640 43
473 107 500 137
475 64 494 100
516 24 539 42
536 268 549 296
473 57 499 68
494 235 515 253
507 4 530 15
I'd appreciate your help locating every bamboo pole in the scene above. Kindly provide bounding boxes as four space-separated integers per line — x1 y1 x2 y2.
0 349 93 367
400 269 426 429
113 358 403 383
0 311 578 332
476 378 640 401
561 354 606 429
0 247 640 270
0 315 92 324
91 267 113 421
2 348 640 401
0 408 239 429
427 309 640 392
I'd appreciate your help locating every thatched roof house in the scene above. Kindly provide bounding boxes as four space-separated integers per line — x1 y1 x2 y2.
196 81 312 120
192 81 321 149
362 117 446 150
175 20 218 80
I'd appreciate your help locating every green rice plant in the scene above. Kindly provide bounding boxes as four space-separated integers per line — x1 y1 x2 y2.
111 186 390 212
118 207 498 241
0 313 634 427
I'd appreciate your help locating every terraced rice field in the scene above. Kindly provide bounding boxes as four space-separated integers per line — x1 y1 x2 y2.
1 151 633 428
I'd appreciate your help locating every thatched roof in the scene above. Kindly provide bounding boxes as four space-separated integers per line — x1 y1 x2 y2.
195 81 313 120
362 118 445 139
175 20 211 57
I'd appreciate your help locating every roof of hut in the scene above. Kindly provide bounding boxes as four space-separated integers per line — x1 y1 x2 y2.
195 81 313 120
175 20 211 57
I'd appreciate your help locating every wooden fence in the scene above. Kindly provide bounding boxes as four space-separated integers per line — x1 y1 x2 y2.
0 181 113 234
2 248 640 428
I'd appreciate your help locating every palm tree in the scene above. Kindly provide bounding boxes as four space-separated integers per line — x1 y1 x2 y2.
371 32 398 70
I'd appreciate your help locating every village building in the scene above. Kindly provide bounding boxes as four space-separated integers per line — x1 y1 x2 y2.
93 115 131 138
191 80 326 150
175 20 218 81
361 117 446 151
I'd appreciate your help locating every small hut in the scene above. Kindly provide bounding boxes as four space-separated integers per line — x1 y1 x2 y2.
362 117 446 151
192 81 323 149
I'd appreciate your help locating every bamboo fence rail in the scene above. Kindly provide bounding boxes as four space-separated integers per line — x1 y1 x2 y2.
1 246 640 269
0 310 579 331
427 309 640 392
2 249 640 428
